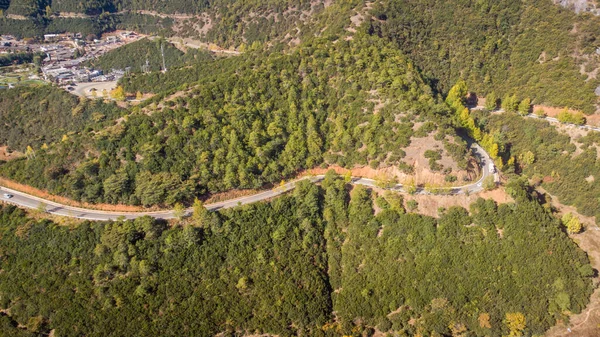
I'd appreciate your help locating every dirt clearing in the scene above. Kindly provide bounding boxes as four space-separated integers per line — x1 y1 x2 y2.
0 146 23 161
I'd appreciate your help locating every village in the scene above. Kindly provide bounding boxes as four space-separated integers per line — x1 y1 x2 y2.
0 31 142 94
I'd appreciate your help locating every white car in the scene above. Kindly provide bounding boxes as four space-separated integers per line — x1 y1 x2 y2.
3 193 14 199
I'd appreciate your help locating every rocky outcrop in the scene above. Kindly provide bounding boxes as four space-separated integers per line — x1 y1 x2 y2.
554 0 599 14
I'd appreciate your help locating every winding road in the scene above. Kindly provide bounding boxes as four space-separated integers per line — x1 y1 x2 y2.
0 144 496 221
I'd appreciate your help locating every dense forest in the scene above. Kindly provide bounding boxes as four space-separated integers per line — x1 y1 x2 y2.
0 51 44 66
2 1 600 336
0 86 124 150
4 0 600 113
0 13 173 38
0 33 470 206
2 0 311 15
84 38 213 73
370 0 600 113
0 0 329 46
0 175 593 336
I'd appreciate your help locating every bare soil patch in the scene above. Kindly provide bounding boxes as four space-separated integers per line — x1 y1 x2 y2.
203 188 262 204
0 146 23 161
402 134 473 185
534 104 600 126
402 188 513 218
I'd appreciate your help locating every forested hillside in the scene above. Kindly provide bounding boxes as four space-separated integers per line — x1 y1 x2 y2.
370 0 600 113
476 111 600 224
2 1 600 336
0 86 124 150
0 33 469 206
0 176 593 336
4 0 600 113
1 0 335 46
2 0 309 15
84 38 213 73
0 12 173 38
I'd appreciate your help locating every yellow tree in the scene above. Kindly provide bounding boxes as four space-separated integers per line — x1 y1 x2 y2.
446 80 468 107
504 312 526 337
488 143 499 159
563 213 582 234
343 171 352 183
25 145 35 159
520 151 535 166
110 86 126 101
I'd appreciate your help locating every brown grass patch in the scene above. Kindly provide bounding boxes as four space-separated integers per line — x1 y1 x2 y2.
203 188 262 204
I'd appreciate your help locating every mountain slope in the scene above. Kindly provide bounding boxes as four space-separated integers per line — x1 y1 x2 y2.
370 0 600 113
0 33 470 206
0 176 593 336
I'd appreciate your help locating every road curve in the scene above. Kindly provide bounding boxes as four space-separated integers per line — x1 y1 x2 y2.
0 145 497 221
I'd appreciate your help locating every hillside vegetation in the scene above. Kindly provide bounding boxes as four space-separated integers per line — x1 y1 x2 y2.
84 38 214 73
4 0 600 115
0 176 593 336
0 86 124 150
370 0 600 113
478 112 600 223
0 33 469 206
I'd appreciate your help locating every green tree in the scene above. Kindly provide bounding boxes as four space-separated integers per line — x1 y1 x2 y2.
485 92 497 111
135 172 165 206
173 203 186 220
103 172 128 203
520 151 535 166
518 98 531 116
483 175 496 191
446 80 468 108
36 202 47 213
192 198 209 226
534 108 546 117
501 94 518 113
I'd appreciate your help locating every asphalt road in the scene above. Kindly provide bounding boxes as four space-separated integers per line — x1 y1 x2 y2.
0 144 496 221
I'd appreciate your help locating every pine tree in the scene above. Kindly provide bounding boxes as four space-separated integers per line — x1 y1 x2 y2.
485 92 497 111
173 203 186 220
518 98 531 116
192 198 209 226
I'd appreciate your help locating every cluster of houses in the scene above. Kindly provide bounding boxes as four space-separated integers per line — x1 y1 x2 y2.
1 31 140 87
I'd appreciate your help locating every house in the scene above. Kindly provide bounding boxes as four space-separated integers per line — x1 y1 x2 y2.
55 72 75 84
44 34 60 42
